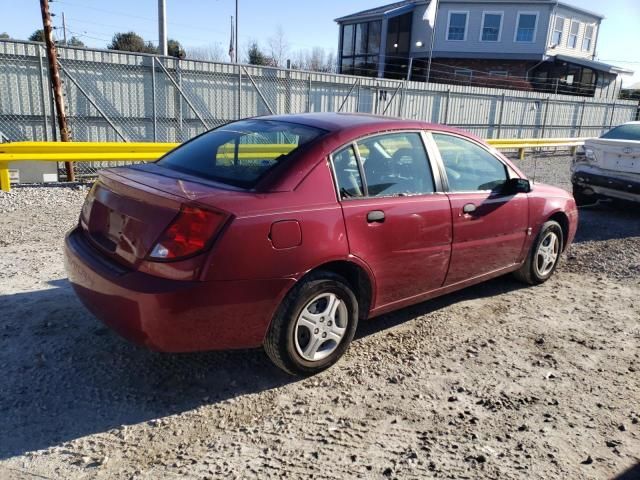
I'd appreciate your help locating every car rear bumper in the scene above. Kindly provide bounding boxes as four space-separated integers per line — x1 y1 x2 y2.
64 227 295 352
572 165 640 203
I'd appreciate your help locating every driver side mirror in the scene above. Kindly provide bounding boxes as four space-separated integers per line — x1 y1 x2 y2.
503 177 531 195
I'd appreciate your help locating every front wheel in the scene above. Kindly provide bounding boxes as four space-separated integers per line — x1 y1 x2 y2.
514 220 563 285
264 271 358 376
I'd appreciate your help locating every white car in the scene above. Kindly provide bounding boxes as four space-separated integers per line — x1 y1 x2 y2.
572 121 640 205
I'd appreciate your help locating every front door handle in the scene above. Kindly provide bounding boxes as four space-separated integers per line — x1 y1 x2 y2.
367 210 385 223
462 203 477 215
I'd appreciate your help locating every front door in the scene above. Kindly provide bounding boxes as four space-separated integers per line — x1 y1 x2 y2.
431 132 529 285
331 132 452 309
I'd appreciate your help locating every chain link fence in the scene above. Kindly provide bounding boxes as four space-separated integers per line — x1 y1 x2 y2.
1 39 638 183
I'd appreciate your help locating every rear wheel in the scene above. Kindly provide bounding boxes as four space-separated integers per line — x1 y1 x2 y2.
514 220 563 285
264 271 358 376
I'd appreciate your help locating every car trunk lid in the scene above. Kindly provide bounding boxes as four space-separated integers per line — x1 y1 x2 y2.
80 165 235 268
587 138 640 175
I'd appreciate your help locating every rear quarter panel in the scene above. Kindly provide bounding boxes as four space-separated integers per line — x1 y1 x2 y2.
201 159 350 282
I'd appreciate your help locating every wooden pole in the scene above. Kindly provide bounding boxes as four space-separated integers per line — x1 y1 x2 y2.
39 0 74 181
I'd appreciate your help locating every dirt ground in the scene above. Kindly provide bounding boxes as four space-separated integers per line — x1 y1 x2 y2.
1 158 639 479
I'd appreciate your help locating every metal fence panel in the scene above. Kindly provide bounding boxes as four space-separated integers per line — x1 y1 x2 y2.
0 38 638 179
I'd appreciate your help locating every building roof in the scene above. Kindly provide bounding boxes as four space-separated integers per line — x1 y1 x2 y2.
334 0 419 23
334 0 604 24
554 54 634 75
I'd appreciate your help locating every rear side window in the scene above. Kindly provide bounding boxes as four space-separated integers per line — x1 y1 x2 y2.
332 145 365 199
601 124 640 141
157 119 325 188
433 133 508 192
357 132 435 197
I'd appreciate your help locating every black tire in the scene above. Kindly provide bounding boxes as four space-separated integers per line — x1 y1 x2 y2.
514 220 564 285
264 271 359 376
572 183 595 206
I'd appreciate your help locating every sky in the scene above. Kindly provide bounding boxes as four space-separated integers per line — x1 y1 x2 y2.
0 0 638 85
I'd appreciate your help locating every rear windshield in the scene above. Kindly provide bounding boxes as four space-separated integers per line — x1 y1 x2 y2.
157 119 325 188
601 124 640 141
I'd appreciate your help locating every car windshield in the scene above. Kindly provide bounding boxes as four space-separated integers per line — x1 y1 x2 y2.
157 119 325 188
600 124 640 141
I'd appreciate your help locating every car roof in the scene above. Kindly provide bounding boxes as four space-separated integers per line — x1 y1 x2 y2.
259 112 467 137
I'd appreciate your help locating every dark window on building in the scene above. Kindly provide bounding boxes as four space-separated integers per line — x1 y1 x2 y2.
340 20 383 77
481 13 502 42
384 12 413 79
447 12 468 41
515 13 537 42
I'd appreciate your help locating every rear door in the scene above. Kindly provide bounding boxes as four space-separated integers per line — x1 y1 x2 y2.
430 132 529 285
331 131 452 309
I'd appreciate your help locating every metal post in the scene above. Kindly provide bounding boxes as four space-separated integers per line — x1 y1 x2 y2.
237 66 242 119
37 45 50 141
398 82 406 117
62 12 68 45
356 82 361 113
235 0 239 63
177 60 183 140
406 57 413 81
40 0 74 180
425 0 440 84
577 98 586 137
444 89 451 124
609 101 616 128
541 97 550 138
554 78 559 95
151 58 157 141
307 75 312 113
158 0 168 56
496 92 505 138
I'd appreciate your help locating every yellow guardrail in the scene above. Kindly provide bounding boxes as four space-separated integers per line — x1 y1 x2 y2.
0 138 585 192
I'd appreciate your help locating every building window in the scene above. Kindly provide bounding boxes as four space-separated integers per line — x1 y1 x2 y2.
582 24 594 51
515 12 538 42
551 16 565 46
454 68 472 81
568 20 579 48
489 71 508 77
447 12 468 41
340 20 382 77
481 12 503 42
384 12 413 79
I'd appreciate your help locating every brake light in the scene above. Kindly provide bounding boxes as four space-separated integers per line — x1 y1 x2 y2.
80 182 99 224
149 206 227 261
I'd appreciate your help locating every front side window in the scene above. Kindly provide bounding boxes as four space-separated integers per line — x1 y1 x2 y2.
515 13 537 42
568 20 579 48
582 24 594 50
481 12 503 42
552 16 565 45
357 132 435 197
433 134 508 192
332 145 364 199
157 120 325 188
447 12 468 41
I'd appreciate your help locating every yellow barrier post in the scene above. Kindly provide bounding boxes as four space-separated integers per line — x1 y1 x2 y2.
0 161 10 192
519 148 526 160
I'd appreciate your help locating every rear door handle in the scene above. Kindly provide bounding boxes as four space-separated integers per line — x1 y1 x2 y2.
367 210 385 223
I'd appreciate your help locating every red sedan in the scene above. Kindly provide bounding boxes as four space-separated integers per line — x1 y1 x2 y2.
64 113 578 375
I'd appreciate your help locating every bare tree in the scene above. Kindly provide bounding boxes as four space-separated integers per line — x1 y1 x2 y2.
186 43 226 62
268 26 289 67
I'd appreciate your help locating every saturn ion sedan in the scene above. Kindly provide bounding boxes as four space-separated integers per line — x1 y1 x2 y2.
64 113 578 375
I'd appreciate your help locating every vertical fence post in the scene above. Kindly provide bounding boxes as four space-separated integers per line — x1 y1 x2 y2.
237 65 242 120
37 45 50 141
609 100 617 128
177 59 183 140
307 75 312 113
444 89 451 124
496 92 505 139
151 57 157 142
541 97 550 138
577 98 586 137
398 81 406 117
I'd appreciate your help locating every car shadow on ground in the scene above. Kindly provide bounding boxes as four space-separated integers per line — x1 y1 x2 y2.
574 202 640 243
0 272 527 460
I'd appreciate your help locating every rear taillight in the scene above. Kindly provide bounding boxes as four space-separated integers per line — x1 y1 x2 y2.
148 206 227 261
80 182 99 224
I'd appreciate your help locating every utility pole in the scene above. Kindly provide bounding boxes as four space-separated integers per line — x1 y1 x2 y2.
158 0 167 56
61 11 67 45
39 0 74 181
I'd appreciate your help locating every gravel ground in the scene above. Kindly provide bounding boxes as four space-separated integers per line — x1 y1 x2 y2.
1 156 639 479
